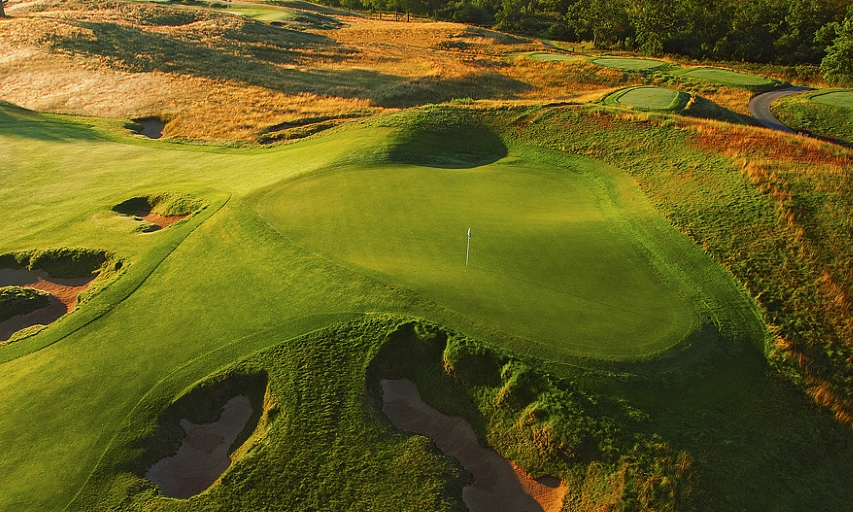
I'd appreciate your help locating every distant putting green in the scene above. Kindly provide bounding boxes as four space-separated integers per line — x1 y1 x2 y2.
606 86 687 111
592 57 667 71
811 90 853 109
527 52 577 62
677 67 773 87
256 159 699 359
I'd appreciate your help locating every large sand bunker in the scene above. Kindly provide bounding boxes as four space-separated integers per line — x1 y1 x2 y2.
381 379 567 512
146 395 253 498
133 117 165 139
0 267 94 341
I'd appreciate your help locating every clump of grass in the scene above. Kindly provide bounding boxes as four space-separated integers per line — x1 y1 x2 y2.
113 193 203 217
0 286 51 322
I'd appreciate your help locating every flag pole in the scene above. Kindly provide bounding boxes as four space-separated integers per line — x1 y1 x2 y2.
466 228 471 266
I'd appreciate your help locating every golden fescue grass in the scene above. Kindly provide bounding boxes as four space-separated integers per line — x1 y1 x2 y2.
0 0 630 141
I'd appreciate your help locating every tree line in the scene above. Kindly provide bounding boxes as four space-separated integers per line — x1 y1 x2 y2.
324 0 853 83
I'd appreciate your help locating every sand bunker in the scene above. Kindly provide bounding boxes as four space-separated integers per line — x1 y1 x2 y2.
134 118 165 139
137 212 188 232
381 379 567 512
0 267 94 341
146 395 253 498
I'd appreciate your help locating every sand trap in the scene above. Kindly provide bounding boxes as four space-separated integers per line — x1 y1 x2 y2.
381 379 567 512
134 118 165 139
137 212 188 232
146 395 253 498
0 267 95 341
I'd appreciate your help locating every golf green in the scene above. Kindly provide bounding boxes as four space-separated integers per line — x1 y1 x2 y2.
256 159 699 359
612 86 683 110
811 90 853 109
527 52 577 62
679 67 772 87
592 57 667 71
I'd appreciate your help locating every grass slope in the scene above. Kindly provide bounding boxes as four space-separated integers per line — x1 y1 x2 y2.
772 89 853 145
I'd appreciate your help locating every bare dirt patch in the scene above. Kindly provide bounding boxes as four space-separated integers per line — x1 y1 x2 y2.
0 267 94 341
138 212 188 231
381 378 567 512
146 395 253 498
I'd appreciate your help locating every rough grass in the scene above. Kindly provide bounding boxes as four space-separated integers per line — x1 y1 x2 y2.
0 286 51 322
772 90 853 146
526 52 577 62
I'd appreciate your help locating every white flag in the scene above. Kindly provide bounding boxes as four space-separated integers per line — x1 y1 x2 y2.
467 228 471 239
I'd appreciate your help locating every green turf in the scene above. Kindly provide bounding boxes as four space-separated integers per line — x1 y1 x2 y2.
676 67 773 87
255 159 698 359
811 90 853 109
591 57 667 71
526 52 577 62
605 86 687 111
2 101 851 512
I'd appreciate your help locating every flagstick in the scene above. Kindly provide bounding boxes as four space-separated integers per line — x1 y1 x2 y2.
466 228 471 266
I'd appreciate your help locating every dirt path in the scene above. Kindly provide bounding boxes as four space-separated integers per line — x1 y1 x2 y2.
381 379 567 512
146 395 253 498
748 87 812 133
0 268 94 341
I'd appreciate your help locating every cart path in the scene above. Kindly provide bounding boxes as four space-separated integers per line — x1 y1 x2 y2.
748 87 812 133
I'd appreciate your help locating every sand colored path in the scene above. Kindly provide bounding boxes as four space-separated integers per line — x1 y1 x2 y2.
146 395 253 499
381 379 567 512
0 267 94 341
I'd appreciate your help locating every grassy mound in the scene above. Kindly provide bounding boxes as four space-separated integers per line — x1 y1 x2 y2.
385 107 508 168
772 90 853 145
604 86 689 111
113 193 203 219
0 286 51 322
673 67 775 88
591 57 668 71
0 248 110 279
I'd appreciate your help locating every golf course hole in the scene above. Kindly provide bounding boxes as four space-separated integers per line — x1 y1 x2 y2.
131 117 166 139
0 248 109 341
143 371 270 499
591 57 667 71
112 193 201 232
381 378 567 512
387 107 508 168
811 90 853 110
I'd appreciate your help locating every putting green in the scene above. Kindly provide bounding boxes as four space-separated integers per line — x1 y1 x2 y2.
592 57 667 71
678 67 772 87
527 52 577 62
811 90 853 109
256 159 699 359
609 86 684 110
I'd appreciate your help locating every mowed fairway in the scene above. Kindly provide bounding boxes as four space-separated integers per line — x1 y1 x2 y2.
678 67 773 87
811 90 853 109
256 158 698 358
592 57 667 71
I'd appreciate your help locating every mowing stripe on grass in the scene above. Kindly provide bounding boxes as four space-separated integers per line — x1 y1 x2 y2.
592 57 667 71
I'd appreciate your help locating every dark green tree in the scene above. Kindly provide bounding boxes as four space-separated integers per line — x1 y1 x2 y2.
820 16 853 83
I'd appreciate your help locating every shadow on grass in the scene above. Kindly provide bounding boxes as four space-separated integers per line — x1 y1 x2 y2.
387 106 508 168
0 101 101 142
601 345 853 511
